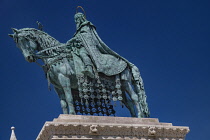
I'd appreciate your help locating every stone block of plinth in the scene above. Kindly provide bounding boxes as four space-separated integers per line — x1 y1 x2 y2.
36 115 190 140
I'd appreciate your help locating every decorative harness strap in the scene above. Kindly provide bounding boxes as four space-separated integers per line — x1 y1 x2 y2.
34 44 72 90
44 53 73 91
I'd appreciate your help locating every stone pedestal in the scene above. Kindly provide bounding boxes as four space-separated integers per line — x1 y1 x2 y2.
36 115 189 140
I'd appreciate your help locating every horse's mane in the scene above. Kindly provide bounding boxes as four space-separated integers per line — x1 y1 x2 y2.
19 28 61 49
19 28 63 57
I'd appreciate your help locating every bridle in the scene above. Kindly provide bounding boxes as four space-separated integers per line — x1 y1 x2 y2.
16 34 67 59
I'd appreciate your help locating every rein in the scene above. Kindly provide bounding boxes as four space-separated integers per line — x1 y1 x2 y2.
34 44 67 59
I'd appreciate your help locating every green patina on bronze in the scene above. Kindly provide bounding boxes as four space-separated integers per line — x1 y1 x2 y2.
9 12 150 118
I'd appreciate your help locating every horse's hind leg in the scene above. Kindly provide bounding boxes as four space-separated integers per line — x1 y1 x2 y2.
121 91 136 117
58 73 76 115
122 81 144 118
54 87 68 114
134 82 149 117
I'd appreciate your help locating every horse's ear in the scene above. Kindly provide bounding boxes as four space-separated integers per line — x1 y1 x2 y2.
8 34 14 38
11 28 19 33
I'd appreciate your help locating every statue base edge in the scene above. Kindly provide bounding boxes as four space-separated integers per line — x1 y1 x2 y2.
36 114 190 140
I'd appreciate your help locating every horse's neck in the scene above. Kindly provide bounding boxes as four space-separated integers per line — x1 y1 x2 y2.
40 43 69 66
37 32 62 64
37 33 61 50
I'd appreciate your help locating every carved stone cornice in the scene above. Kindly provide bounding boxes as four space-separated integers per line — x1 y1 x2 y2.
36 115 189 140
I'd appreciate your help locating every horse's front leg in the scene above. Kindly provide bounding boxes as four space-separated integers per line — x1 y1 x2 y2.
54 87 68 114
58 73 76 115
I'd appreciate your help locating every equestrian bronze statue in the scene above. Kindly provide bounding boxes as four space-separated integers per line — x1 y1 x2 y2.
9 12 150 118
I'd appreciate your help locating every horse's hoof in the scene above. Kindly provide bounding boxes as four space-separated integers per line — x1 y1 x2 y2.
69 112 76 115
138 113 144 118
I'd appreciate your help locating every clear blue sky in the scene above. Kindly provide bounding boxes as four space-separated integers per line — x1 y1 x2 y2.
1 0 210 139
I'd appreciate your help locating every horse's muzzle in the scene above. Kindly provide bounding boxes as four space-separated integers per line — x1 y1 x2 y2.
26 55 35 63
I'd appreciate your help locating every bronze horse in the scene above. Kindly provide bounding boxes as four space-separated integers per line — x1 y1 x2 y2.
9 28 149 118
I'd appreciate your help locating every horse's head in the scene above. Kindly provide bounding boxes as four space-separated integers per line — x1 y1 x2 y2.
9 28 38 62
